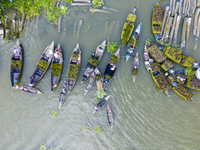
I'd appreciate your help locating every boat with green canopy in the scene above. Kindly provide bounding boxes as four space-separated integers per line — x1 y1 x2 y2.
10 40 22 87
120 7 137 48
103 48 120 88
81 40 106 83
51 43 63 92
167 75 194 102
163 46 199 68
149 62 171 96
29 41 54 87
152 3 163 40
59 43 81 108
126 23 142 62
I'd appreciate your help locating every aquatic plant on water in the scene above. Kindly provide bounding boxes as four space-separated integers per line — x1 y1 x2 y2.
106 42 118 54
47 110 58 118
184 68 196 77
80 125 89 133
94 91 107 104
92 125 102 133
39 142 60 150
91 0 105 9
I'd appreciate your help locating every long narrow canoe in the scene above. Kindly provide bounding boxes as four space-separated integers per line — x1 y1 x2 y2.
126 23 142 62
120 7 137 48
81 40 106 83
93 95 111 113
103 48 120 88
10 40 22 87
15 85 42 94
107 104 113 129
51 43 63 91
59 43 81 108
132 52 139 82
29 41 54 87
84 69 96 95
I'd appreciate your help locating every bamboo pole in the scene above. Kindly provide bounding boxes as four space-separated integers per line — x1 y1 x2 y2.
186 17 191 43
19 13 25 32
172 0 176 16
175 2 180 15
113 20 120 38
11 12 16 32
192 0 196 14
76 19 83 41
164 17 173 42
179 0 183 15
161 10 171 42
90 8 112 14
169 14 177 44
36 16 39 36
25 19 29 37
170 0 173 11
107 19 115 41
71 3 91 6
194 37 198 50
197 15 200 37
74 22 77 39
58 15 62 32
61 28 67 42
183 0 186 13
193 8 200 36
102 6 119 13
104 17 110 39
173 15 181 45
73 0 91 2
197 0 200 7
186 0 190 16
160 6 170 36
181 17 187 48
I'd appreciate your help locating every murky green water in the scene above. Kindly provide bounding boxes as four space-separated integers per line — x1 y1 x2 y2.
1 0 200 149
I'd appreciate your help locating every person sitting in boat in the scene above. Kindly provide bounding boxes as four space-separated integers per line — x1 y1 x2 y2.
23 87 28 91
95 106 99 111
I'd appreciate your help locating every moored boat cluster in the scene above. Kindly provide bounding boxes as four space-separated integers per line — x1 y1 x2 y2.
144 1 200 102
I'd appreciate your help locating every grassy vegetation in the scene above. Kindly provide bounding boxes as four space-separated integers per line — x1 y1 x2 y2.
92 125 102 133
51 63 62 77
39 142 60 150
0 0 70 25
184 68 196 77
88 57 99 67
67 64 80 80
38 58 49 71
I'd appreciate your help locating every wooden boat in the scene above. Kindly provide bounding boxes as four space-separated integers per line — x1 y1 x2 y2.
81 40 106 83
59 43 81 108
149 63 171 96
29 41 54 87
126 23 142 62
107 104 113 129
152 3 163 40
103 48 120 88
143 43 152 71
50 43 63 91
132 52 139 82
177 74 200 92
95 68 104 92
84 69 96 95
93 95 111 113
0 20 4 39
167 75 194 102
59 81 67 109
10 40 22 87
15 85 42 94
120 7 137 48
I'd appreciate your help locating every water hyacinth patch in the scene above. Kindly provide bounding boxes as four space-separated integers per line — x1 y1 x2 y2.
80 125 89 133
92 125 102 133
91 0 105 9
107 42 118 54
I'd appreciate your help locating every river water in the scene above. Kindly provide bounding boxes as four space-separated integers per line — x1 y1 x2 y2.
0 0 200 149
